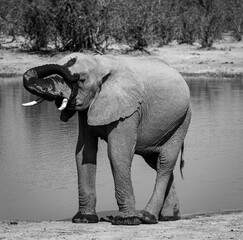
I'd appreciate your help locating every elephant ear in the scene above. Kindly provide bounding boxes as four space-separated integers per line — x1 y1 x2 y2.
88 69 144 126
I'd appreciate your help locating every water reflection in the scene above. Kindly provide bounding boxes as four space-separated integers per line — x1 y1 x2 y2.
182 78 243 214
0 77 243 220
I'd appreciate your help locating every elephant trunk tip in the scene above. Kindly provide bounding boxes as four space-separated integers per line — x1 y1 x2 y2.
23 69 38 84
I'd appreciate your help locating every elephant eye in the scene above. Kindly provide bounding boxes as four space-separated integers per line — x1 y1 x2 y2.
78 73 87 83
79 77 86 83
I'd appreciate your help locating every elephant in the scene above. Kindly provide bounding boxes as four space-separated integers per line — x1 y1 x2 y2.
22 53 191 225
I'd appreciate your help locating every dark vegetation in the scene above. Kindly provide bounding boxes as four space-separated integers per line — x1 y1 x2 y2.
0 0 242 52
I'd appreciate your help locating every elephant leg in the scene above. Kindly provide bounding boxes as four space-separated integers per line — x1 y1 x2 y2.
142 155 181 221
139 107 191 224
159 173 181 221
72 112 99 223
72 161 98 223
107 112 141 225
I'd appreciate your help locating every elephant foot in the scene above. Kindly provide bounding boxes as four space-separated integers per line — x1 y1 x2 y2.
159 204 181 221
138 210 158 224
72 211 99 223
159 214 181 221
112 216 141 225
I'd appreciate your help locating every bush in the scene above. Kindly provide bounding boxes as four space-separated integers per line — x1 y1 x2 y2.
196 0 226 48
0 0 25 37
49 0 113 51
1 0 240 51
175 5 199 45
109 0 154 49
225 0 243 41
152 1 176 47
198 14 223 48
23 0 53 50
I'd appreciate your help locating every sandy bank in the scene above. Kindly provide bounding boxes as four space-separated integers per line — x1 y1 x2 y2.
1 211 242 240
0 35 243 79
154 38 243 78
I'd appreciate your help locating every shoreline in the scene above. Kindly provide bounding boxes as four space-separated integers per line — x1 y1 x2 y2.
1 210 243 239
60 209 243 222
1 35 243 80
98 208 243 221
2 208 242 222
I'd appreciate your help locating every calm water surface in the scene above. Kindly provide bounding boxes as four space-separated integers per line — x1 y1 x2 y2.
0 77 243 220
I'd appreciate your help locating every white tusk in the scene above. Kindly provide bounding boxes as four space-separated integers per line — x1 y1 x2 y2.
22 97 45 107
58 98 68 111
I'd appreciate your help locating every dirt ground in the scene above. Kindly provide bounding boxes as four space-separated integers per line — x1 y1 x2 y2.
0 211 242 240
154 37 243 78
0 36 243 239
1 34 243 78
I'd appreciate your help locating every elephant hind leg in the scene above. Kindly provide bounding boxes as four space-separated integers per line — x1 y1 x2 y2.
139 107 191 224
159 173 181 221
142 154 181 221
142 153 158 170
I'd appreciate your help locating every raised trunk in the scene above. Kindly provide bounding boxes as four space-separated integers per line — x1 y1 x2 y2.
23 64 77 100
23 64 79 85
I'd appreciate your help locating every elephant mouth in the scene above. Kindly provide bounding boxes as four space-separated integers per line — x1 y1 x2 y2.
23 96 77 122
55 97 69 110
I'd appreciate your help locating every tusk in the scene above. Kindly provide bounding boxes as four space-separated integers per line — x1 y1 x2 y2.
58 98 68 111
22 97 45 107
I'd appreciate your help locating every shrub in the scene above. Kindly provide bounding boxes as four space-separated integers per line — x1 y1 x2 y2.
23 0 53 50
175 5 199 45
52 0 113 52
1 0 240 51
226 0 243 41
196 0 226 48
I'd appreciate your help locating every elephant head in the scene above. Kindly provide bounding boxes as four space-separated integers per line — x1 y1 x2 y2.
23 54 143 124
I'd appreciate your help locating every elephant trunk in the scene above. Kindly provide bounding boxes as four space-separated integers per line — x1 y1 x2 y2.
23 64 79 110
23 64 79 100
23 64 79 89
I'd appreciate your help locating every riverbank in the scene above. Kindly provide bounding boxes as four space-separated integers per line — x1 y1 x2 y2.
1 211 242 239
0 34 243 79
154 37 243 78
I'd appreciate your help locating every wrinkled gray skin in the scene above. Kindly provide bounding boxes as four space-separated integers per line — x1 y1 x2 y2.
23 53 191 225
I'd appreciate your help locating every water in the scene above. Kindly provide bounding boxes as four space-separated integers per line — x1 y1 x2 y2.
0 77 243 221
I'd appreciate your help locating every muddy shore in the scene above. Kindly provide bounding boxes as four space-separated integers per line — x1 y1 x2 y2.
0 37 242 239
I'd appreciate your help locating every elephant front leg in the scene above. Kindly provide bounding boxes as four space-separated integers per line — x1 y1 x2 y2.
72 112 99 223
109 160 140 225
72 160 98 223
107 114 141 225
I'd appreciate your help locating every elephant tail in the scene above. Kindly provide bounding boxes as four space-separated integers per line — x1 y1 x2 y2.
180 142 185 179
